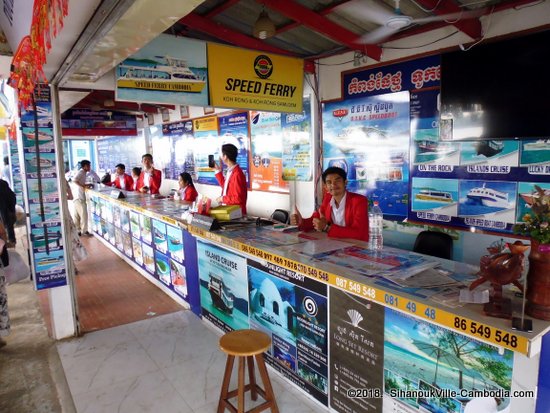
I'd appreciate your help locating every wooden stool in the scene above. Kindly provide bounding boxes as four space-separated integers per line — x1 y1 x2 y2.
217 329 279 413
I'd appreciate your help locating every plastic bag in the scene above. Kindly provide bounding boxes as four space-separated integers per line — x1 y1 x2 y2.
69 217 88 261
4 250 30 285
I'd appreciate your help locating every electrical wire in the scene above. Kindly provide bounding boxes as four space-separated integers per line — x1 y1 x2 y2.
382 29 459 49
459 5 494 51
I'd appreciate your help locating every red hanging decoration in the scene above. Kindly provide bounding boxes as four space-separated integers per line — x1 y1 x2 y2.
8 0 69 107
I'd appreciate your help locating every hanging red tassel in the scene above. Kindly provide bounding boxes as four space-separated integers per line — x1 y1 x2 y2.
9 0 69 107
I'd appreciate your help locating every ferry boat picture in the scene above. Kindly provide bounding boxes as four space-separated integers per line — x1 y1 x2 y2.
416 139 439 153
208 273 234 314
26 157 54 168
475 140 504 157
415 189 454 203
523 139 550 151
117 56 206 93
23 131 52 142
466 183 510 208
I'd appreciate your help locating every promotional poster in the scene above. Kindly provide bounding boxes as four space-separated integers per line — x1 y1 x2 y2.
282 97 312 182
197 241 249 332
323 91 410 218
250 111 288 192
248 258 328 405
116 34 208 106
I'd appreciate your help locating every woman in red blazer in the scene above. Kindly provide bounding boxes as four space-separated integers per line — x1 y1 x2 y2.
176 172 198 205
106 164 134 191
214 144 248 215
136 154 162 194
291 166 369 242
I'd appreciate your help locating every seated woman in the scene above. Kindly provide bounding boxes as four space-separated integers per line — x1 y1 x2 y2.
175 172 198 205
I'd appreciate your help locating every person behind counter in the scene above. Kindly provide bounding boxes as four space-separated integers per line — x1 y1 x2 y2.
291 166 369 242
106 163 134 191
175 172 198 205
214 143 247 215
136 154 162 194
131 167 141 191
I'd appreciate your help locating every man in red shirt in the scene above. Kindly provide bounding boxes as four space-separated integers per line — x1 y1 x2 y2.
106 164 134 191
214 144 248 215
291 166 369 242
136 154 162 195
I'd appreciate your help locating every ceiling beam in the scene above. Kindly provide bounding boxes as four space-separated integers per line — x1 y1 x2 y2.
259 0 382 61
179 12 295 56
276 0 355 35
204 0 241 18
411 0 482 39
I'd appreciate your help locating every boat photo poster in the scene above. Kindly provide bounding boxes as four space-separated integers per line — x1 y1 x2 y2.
115 34 209 106
20 85 68 290
322 91 410 218
197 240 250 332
408 137 550 232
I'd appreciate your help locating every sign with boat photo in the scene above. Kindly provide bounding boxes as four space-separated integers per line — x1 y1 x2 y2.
459 140 519 177
458 180 517 230
518 139 550 180
411 177 458 222
116 34 208 106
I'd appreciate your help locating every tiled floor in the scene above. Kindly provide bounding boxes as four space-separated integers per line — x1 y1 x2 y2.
57 311 323 413
39 235 183 334
36 233 322 412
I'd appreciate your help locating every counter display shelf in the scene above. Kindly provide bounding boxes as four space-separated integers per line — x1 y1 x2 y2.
89 188 547 413
88 188 196 309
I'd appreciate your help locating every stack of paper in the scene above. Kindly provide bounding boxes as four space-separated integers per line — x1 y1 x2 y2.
209 205 242 221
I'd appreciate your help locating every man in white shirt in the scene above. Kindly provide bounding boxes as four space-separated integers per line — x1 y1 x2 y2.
72 160 94 236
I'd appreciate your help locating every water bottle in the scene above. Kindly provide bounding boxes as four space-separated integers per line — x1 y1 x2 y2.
369 201 384 251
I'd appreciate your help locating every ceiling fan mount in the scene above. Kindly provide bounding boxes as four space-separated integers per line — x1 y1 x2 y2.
386 15 412 29
342 0 482 44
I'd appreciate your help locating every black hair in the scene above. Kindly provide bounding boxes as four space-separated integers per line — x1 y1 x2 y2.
142 153 153 161
80 160 91 168
115 163 125 170
322 166 347 183
3 156 8 165
179 172 195 188
132 167 142 176
221 144 238 163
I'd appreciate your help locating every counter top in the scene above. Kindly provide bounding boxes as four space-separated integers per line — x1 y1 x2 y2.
88 188 550 357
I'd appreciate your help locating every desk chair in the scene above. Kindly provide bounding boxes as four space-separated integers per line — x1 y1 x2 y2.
413 230 453 260
270 209 290 224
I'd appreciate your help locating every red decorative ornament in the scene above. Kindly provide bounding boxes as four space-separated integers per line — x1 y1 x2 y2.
8 0 69 107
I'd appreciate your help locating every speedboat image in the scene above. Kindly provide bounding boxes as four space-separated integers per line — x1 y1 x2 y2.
520 187 550 206
467 184 509 208
328 126 387 153
153 227 166 242
415 189 453 203
416 139 438 153
475 140 504 157
23 131 52 141
524 139 550 151
168 236 181 246
117 56 206 93
27 157 54 168
208 273 234 314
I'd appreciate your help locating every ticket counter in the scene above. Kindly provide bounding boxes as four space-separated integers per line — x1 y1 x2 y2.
89 188 548 413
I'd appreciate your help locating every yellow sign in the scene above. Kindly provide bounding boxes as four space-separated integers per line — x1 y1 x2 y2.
207 43 304 113
193 115 218 132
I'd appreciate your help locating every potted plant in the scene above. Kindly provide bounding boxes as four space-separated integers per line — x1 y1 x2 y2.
514 185 550 320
